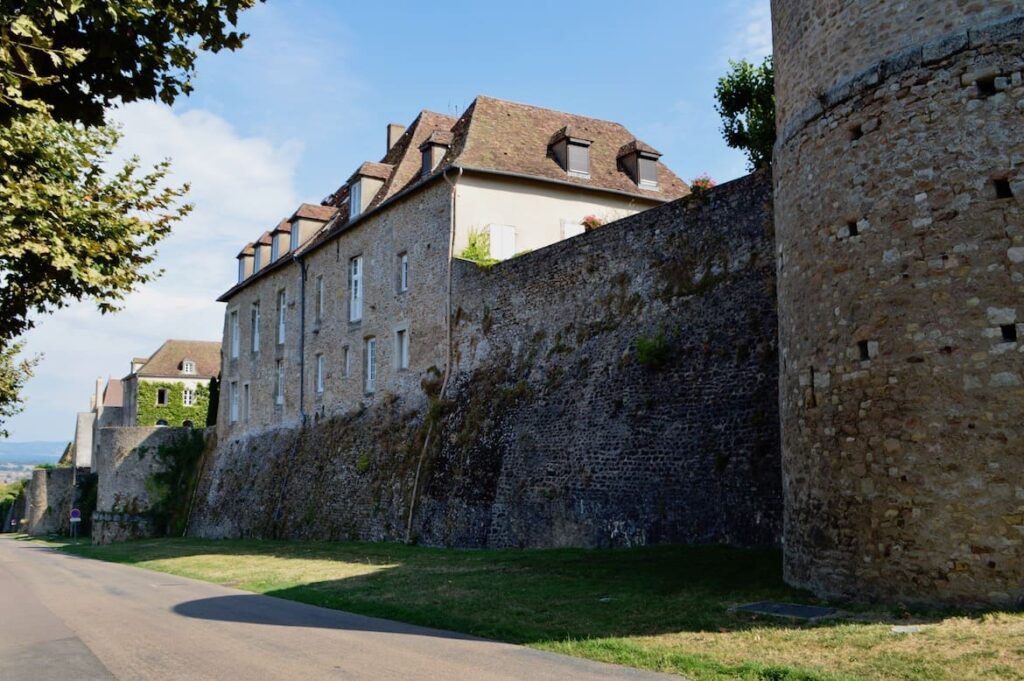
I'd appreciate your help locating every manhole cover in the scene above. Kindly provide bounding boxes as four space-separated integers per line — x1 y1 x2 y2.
734 601 836 620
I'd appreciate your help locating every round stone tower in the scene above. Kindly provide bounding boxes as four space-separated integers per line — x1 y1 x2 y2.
772 1 1024 606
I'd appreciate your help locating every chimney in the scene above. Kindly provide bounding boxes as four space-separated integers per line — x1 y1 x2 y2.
94 377 104 413
387 123 406 152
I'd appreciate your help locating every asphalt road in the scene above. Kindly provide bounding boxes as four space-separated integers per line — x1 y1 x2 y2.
0 538 675 680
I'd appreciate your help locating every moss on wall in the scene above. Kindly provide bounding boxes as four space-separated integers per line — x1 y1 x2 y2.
136 381 210 427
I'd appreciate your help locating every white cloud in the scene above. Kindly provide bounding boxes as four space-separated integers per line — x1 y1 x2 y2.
6 102 303 441
722 0 773 65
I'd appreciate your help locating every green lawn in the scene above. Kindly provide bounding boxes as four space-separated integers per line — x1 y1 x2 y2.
33 537 1024 680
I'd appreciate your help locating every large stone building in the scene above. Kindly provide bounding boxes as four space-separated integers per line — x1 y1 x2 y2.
773 1 1023 606
218 96 688 438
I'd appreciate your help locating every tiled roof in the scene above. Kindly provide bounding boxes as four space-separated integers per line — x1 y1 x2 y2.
618 139 662 157
351 161 394 182
222 96 688 301
271 219 291 235
236 242 254 258
256 231 272 246
292 203 335 221
134 340 221 379
102 378 123 408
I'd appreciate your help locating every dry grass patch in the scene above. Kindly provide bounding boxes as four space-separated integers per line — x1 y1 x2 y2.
42 538 1023 681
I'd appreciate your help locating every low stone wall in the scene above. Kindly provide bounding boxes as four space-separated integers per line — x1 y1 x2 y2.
24 467 75 536
92 426 207 544
191 172 782 548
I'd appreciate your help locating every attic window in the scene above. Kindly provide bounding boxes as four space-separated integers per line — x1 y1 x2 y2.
290 221 300 250
182 360 196 375
638 154 658 189
567 142 590 178
421 147 433 176
349 181 362 220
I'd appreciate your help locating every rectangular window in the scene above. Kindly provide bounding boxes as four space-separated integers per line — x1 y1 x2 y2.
395 329 409 370
277 289 286 344
242 382 251 421
238 259 246 283
316 354 325 393
229 310 240 358
349 181 362 220
157 388 169 406
349 256 363 322
316 275 325 323
229 381 239 422
398 252 409 292
567 142 590 177
488 224 516 260
342 346 351 377
364 337 376 393
290 222 300 251
271 237 280 262
275 360 285 405
254 248 263 272
182 388 195 406
251 302 260 352
638 156 658 189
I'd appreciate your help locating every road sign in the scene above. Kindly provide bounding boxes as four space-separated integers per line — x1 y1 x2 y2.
70 508 81 523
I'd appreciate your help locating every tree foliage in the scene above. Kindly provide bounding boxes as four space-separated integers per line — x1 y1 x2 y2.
0 113 191 346
0 342 38 437
714 57 775 171
0 0 258 125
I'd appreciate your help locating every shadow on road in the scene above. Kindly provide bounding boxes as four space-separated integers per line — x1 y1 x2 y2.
172 594 481 640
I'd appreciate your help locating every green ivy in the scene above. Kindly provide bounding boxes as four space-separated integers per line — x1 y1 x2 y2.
136 381 210 427
144 429 207 537
457 230 499 268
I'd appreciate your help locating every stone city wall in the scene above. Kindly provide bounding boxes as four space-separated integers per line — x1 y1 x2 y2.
23 467 75 536
190 172 782 548
92 426 206 544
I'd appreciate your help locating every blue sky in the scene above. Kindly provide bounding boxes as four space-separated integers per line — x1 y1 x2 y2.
7 0 771 442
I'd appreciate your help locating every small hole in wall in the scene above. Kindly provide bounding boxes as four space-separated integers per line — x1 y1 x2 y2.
976 75 998 98
848 124 864 141
1001 324 1017 342
858 340 871 361
994 178 1013 199
848 221 859 236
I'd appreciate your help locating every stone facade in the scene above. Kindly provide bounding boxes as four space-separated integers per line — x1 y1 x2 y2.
774 2 1024 605
191 173 782 548
91 426 205 544
219 179 453 438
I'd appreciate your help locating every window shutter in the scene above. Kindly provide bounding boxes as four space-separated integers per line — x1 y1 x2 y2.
488 225 516 260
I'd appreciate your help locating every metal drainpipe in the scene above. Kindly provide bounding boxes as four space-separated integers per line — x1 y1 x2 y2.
404 165 462 543
295 253 308 426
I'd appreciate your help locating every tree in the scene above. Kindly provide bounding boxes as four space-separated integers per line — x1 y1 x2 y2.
714 57 775 171
1 0 259 125
0 113 191 346
0 343 38 437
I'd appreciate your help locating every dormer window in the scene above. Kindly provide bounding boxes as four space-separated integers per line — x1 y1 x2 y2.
181 360 196 375
638 155 658 189
253 247 263 272
349 181 362 220
237 258 246 283
618 140 662 191
270 236 279 261
290 221 300 251
550 127 591 179
419 131 452 177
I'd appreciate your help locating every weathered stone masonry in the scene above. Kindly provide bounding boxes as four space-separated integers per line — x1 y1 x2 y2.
774 2 1024 606
190 172 782 548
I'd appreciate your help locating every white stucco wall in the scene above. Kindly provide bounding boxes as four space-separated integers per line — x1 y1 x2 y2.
453 173 662 258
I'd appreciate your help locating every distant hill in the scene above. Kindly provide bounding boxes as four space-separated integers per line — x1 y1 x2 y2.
0 441 67 466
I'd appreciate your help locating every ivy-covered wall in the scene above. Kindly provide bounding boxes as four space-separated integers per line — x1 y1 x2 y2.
136 381 210 427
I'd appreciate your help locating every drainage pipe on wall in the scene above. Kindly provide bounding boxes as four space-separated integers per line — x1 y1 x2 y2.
404 165 462 543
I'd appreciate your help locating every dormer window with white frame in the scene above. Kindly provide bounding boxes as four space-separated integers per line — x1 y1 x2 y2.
349 181 362 220
181 359 196 375
638 154 659 189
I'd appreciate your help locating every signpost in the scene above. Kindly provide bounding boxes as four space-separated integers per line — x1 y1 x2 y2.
70 508 81 542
